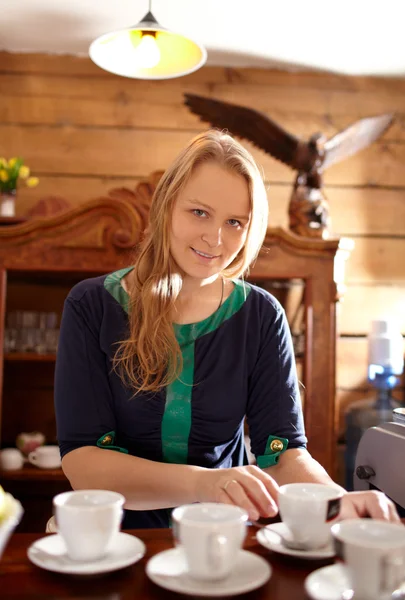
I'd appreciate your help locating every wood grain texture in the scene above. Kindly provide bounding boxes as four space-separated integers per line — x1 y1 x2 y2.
337 337 404 390
1 123 404 186
14 177 405 237
345 238 405 283
2 51 405 96
339 284 405 334
1 80 404 141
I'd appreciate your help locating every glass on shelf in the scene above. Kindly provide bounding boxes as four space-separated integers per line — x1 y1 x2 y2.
4 310 59 354
4 328 18 353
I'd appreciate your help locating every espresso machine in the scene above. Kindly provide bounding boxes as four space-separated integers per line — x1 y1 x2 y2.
354 409 405 517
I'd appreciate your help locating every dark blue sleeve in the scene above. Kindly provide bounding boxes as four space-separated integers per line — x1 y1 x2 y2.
246 301 307 465
54 295 117 458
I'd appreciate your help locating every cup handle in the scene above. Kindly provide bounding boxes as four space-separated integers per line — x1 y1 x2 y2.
27 451 37 466
207 534 229 574
381 550 405 594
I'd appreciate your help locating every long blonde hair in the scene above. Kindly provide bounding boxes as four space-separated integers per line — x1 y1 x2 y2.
114 130 268 394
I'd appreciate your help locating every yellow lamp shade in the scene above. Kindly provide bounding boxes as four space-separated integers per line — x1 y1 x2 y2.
89 12 207 80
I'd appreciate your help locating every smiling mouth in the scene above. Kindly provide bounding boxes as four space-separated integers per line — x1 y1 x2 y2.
191 247 219 259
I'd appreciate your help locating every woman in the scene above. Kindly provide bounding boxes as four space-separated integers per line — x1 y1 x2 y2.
55 130 398 528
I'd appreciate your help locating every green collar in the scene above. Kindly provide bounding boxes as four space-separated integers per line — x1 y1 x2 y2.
104 268 251 343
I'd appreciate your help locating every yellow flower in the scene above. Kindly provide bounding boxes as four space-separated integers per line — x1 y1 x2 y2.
0 158 7 169
19 165 30 179
8 158 18 168
0 486 16 524
0 170 9 182
26 176 39 188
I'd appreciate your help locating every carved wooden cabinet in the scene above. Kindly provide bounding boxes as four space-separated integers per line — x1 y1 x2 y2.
250 229 353 478
0 174 351 531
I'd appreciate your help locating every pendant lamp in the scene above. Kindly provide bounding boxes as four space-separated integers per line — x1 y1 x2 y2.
89 1 207 80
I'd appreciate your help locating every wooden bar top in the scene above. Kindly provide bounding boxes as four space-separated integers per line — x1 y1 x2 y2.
0 527 334 599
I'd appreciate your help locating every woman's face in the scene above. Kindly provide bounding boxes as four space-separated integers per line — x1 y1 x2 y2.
170 161 251 282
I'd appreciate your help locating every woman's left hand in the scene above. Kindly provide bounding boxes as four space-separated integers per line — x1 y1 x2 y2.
340 490 400 522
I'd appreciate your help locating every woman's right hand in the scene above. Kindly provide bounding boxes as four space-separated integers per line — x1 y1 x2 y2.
195 465 279 521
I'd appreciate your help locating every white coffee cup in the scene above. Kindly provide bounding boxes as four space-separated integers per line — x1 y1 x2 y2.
278 483 344 550
53 490 125 562
28 445 61 469
0 448 24 471
172 503 248 581
332 519 405 600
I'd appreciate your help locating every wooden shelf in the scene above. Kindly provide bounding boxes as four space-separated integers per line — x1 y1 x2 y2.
4 353 56 362
0 216 27 227
0 465 66 481
7 269 103 286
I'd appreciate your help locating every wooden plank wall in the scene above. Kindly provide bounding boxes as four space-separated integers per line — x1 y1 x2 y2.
1 51 404 434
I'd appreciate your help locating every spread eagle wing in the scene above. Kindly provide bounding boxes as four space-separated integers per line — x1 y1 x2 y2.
184 93 308 171
321 113 394 171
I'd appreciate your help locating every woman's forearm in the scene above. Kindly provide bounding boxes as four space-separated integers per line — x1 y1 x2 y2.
264 448 345 491
62 446 206 510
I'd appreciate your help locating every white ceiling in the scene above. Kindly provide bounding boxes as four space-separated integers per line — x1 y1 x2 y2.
2 0 405 77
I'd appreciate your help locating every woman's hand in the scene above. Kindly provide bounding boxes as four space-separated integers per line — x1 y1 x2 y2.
340 491 400 522
196 465 279 521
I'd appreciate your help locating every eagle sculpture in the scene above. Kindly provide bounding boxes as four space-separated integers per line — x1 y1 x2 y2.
184 93 394 238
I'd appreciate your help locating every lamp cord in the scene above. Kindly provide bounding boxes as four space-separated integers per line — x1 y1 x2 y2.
148 0 152 12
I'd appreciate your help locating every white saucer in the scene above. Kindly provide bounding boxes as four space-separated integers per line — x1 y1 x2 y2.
256 522 335 559
305 563 405 600
146 547 271 596
27 532 145 575
305 564 352 600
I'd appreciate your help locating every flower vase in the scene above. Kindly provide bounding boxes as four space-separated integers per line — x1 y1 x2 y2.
0 191 16 217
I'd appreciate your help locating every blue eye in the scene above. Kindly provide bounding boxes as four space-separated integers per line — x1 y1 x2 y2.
228 219 241 227
192 209 207 218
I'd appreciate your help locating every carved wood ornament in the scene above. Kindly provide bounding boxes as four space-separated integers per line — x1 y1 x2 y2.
184 93 394 240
